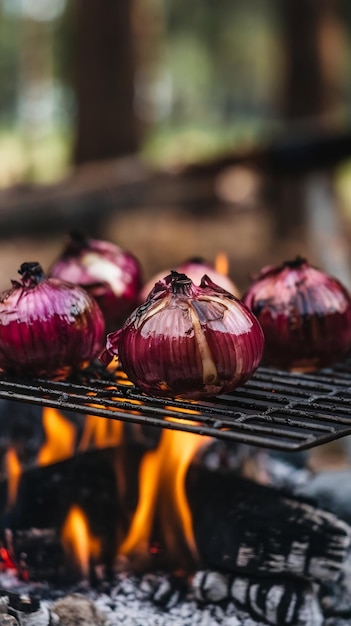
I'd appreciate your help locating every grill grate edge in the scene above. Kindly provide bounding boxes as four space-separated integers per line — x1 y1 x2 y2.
0 360 351 452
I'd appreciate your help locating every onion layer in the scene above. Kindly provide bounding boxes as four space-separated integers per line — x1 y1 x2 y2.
49 233 142 331
243 256 351 371
0 262 105 378
103 271 264 399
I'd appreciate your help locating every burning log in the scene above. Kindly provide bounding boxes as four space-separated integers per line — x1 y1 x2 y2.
191 570 323 626
0 446 143 583
187 468 351 583
2 528 74 585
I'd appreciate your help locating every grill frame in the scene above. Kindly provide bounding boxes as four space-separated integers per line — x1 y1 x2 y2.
1 360 351 452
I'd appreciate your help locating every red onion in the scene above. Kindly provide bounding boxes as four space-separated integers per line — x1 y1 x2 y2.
0 262 105 379
49 233 142 331
243 256 351 371
103 271 264 399
139 257 240 303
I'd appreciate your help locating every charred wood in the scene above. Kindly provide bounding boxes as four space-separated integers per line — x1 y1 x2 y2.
192 570 323 626
0 449 120 532
3 529 74 585
0 447 144 582
187 468 351 583
0 590 51 626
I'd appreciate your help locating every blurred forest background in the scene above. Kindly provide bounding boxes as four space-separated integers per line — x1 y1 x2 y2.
1 0 351 290
1 0 350 182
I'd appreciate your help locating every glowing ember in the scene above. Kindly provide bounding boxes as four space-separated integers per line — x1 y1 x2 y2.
0 546 16 571
61 505 101 578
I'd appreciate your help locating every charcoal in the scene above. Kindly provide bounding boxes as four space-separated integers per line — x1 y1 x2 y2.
2 529 72 585
0 590 51 626
8 603 51 626
187 468 351 582
192 570 323 626
0 401 45 471
0 447 127 532
0 590 40 614
319 551 351 617
1 529 116 587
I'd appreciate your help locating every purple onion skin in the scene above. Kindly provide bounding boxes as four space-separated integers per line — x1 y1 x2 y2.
0 262 105 379
49 234 142 331
103 272 264 400
243 257 351 371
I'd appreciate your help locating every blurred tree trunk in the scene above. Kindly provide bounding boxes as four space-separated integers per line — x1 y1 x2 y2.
273 0 347 239
282 0 324 122
72 0 139 165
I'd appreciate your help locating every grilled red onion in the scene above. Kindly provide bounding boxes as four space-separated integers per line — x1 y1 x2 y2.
139 257 240 303
103 271 264 399
0 262 105 379
243 256 351 371
49 233 142 331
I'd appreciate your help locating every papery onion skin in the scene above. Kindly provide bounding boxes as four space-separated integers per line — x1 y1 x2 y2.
0 262 105 379
103 272 264 399
242 256 351 371
139 257 240 303
49 233 142 331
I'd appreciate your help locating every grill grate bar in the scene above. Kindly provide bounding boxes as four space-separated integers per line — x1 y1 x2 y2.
0 360 351 451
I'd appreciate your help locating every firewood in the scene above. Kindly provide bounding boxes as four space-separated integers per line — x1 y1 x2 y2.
191 570 323 626
187 468 351 582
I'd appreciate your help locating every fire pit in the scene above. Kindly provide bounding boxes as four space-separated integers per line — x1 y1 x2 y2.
0 360 350 625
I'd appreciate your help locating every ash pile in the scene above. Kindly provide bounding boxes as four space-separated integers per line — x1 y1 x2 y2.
0 400 351 625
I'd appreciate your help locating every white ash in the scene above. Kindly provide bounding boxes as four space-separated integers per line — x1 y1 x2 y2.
0 616 19 625
89 573 268 626
0 571 269 626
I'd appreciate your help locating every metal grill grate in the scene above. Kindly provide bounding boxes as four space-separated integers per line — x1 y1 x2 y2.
0 360 351 452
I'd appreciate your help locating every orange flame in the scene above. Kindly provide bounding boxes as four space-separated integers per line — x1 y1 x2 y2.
215 252 229 276
37 407 76 466
119 423 210 566
61 505 101 578
79 414 123 451
4 448 21 508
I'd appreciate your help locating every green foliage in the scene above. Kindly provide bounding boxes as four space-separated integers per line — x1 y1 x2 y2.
0 4 21 122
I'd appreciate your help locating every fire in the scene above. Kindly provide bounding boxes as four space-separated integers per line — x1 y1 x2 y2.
215 252 229 276
79 413 123 451
4 448 21 509
4 400 212 576
119 422 210 568
61 505 101 578
0 547 16 571
37 407 76 466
